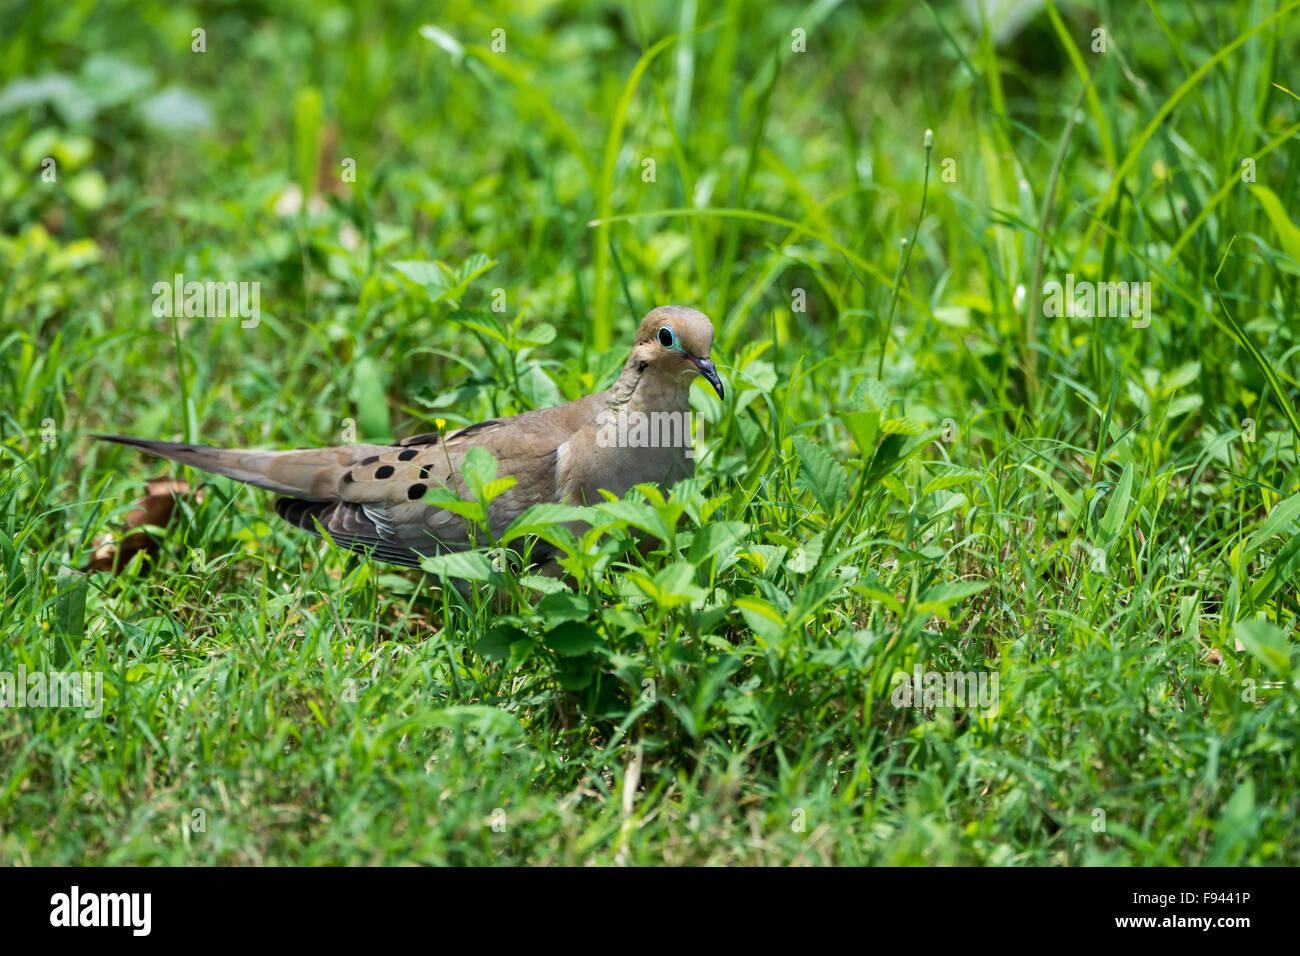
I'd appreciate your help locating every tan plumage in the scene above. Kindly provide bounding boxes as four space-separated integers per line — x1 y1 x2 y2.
97 306 724 570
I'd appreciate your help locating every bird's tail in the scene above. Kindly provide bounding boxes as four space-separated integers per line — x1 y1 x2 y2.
95 435 383 502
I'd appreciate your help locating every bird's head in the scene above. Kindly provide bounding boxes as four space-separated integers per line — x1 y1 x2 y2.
632 305 724 400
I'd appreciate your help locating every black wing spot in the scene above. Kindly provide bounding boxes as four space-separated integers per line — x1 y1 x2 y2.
407 483 427 500
361 455 379 465
448 419 500 440
419 464 434 479
342 470 354 484
374 465 395 479
397 449 418 461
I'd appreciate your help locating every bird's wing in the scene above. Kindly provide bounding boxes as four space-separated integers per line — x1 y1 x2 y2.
95 394 609 566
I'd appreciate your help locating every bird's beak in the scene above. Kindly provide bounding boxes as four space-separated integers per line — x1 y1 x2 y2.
689 355 724 401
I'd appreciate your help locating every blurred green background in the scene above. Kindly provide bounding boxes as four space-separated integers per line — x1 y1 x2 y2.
2 0 1298 864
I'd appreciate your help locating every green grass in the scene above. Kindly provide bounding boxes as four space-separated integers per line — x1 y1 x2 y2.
1 0 1298 865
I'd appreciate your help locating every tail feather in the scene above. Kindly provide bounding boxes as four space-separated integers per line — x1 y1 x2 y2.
95 435 383 501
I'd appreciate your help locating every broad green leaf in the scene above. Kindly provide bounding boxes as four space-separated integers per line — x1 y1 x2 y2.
503 503 596 541
868 429 940 486
1250 185 1300 263
851 377 887 412
535 590 595 623
1207 780 1257 866
1097 463 1134 545
627 562 706 608
792 435 849 516
350 355 390 441
454 319 511 348
1248 532 1300 611
459 251 493 282
392 259 446 286
431 255 496 304
480 476 517 503
426 705 521 735
653 561 707 605
1162 361 1201 394
880 416 925 436
841 408 881 458
544 621 603 657
593 498 671 541
917 580 990 605
514 322 556 347
687 520 748 565
556 660 594 690
1233 618 1291 676
921 467 981 497
54 566 87 639
422 485 484 523
788 574 843 624
420 549 496 582
460 446 498 500
54 566 87 666
735 596 787 644
478 624 528 662
1242 491 1300 560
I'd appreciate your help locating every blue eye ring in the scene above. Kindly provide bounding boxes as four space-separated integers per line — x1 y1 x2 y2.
657 326 678 349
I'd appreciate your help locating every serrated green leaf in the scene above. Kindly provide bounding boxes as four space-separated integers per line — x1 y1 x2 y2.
422 485 484 523
881 416 924 436
514 322 556 346
792 435 849 516
460 446 498 500
481 476 517 503
851 378 887 412
502 502 597 541
593 498 670 541
1243 491 1300 560
392 259 446 286
867 429 940 487
54 566 87 666
459 251 493 282
921 468 981 497
420 549 496 582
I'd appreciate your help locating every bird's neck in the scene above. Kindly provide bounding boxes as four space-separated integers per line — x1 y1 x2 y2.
607 356 691 413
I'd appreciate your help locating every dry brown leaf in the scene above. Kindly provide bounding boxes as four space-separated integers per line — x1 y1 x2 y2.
84 477 201 574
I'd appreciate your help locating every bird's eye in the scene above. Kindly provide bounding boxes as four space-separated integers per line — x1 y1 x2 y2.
657 326 676 348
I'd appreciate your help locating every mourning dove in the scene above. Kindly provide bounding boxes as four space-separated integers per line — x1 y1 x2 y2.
97 305 724 570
